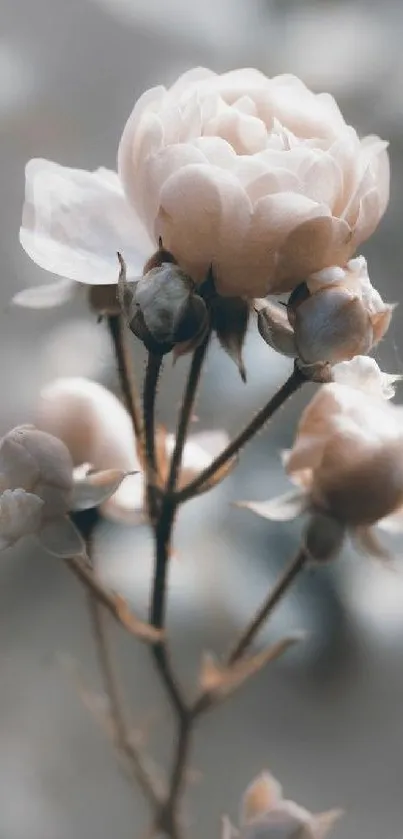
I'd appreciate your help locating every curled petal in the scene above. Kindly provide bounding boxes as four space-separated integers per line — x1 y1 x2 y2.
331 356 401 399
353 526 390 559
20 160 153 286
235 491 308 522
12 278 79 309
71 468 131 511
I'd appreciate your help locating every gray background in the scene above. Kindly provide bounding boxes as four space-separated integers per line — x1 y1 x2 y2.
1 0 403 837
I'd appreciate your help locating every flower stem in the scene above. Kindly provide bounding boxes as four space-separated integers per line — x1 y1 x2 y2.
165 337 210 498
227 547 308 662
107 314 143 442
176 364 306 504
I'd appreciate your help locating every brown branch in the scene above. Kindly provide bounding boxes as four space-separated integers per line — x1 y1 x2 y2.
66 555 161 644
165 336 210 497
176 365 306 504
87 595 162 808
227 547 308 662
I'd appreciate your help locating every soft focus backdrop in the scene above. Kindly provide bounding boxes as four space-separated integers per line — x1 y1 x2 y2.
1 1 403 837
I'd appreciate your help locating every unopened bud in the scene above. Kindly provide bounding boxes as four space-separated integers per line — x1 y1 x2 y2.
118 254 209 355
291 284 373 366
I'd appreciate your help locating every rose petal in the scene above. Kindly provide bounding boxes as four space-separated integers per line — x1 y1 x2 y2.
20 160 152 285
71 468 129 511
12 278 79 309
235 491 307 521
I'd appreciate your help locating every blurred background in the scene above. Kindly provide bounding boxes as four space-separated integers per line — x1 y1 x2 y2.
1 0 403 837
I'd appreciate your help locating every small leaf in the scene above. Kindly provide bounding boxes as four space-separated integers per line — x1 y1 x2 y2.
12 278 78 309
114 594 163 643
71 468 131 511
212 296 250 382
199 635 304 699
255 298 296 358
235 491 307 522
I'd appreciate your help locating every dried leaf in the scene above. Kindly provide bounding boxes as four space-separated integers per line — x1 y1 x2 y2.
255 298 296 358
310 810 343 839
114 594 163 643
241 772 283 824
235 491 307 522
212 296 250 382
199 635 304 699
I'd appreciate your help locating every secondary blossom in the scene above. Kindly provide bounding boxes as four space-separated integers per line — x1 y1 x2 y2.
15 68 388 306
237 358 403 561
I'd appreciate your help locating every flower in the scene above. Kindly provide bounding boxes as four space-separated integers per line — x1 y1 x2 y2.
0 425 126 556
16 69 388 306
35 377 230 523
256 256 393 373
236 358 403 560
223 769 341 839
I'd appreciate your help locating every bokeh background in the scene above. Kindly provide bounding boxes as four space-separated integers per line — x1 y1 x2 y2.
1 0 403 837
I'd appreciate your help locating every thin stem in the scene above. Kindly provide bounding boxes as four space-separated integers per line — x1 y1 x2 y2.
143 353 163 517
228 547 308 663
176 365 306 504
107 314 143 442
150 514 186 719
191 548 308 720
165 337 210 498
87 596 161 806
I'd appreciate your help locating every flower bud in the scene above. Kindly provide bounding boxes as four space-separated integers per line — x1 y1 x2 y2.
118 255 209 355
291 284 373 366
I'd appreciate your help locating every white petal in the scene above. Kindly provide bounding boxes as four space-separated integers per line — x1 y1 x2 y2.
38 516 85 557
36 377 141 475
378 507 403 534
331 356 401 399
101 472 145 524
71 468 129 511
12 278 79 309
236 491 307 521
353 526 390 559
241 771 283 824
20 159 153 285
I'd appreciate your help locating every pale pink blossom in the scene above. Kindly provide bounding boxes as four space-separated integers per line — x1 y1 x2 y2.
35 377 229 523
237 358 403 560
0 425 126 556
16 69 388 305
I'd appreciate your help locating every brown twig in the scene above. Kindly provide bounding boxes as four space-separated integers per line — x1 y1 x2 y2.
87 595 162 807
176 364 306 504
227 547 308 663
66 555 161 644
